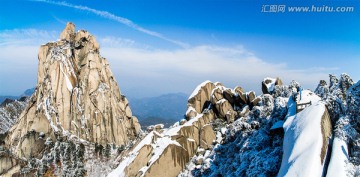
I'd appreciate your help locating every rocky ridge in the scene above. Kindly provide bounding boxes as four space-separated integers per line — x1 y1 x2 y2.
180 74 359 177
109 74 360 177
110 78 288 176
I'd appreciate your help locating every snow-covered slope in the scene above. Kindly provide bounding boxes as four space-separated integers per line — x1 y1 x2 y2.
278 90 330 176
178 75 359 177
326 137 351 177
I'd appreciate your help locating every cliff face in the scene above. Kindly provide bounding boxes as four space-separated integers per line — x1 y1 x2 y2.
4 22 140 159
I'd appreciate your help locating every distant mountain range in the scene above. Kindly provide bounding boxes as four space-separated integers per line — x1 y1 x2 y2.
0 96 18 103
127 92 188 127
138 117 179 129
0 88 35 103
0 89 188 128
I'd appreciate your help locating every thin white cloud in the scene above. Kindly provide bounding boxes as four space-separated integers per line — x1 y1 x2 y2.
0 29 58 95
100 42 336 97
99 36 136 48
0 29 339 97
31 0 189 48
52 15 67 25
0 29 58 46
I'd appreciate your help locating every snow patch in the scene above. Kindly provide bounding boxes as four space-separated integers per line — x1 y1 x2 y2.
216 98 227 105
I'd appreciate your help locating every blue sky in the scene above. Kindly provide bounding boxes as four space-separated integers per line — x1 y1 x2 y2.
0 0 359 98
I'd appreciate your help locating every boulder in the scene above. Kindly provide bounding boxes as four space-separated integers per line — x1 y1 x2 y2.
223 89 236 106
215 99 237 123
187 81 215 115
247 91 256 109
185 106 198 120
250 97 261 108
275 77 283 86
210 86 225 106
234 86 247 105
262 77 282 94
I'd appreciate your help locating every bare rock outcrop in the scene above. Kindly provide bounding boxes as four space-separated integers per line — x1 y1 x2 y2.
110 80 268 177
1 22 140 176
109 112 216 177
187 81 215 115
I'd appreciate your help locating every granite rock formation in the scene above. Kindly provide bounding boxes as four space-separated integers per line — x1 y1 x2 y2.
0 22 140 176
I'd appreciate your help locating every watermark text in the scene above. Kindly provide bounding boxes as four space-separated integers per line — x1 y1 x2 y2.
261 5 354 13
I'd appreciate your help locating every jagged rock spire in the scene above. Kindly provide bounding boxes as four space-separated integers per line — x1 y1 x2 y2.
5 22 140 159
60 22 75 41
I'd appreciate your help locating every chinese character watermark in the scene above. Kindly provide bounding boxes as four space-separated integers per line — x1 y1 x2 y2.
261 5 286 13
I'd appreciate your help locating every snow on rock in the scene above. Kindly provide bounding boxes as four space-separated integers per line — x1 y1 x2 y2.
316 74 360 176
262 77 283 94
263 77 277 93
297 89 321 104
110 138 151 177
188 80 212 100
347 80 360 128
278 92 330 177
108 131 173 177
186 81 215 116
182 82 294 177
185 106 198 119
109 113 216 177
326 137 351 177
0 98 28 134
